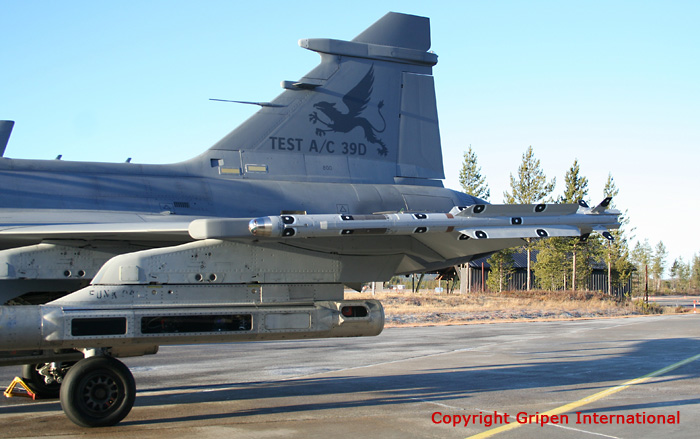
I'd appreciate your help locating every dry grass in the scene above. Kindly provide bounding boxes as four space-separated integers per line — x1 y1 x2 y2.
349 290 649 327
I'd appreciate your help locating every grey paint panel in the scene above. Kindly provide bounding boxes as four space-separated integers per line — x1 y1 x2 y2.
403 194 454 212
397 73 444 179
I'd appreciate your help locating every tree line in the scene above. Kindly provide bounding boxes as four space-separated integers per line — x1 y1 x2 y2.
460 145 699 294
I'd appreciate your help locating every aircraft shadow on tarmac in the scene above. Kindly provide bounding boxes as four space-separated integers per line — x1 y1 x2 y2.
115 337 700 426
2 337 698 426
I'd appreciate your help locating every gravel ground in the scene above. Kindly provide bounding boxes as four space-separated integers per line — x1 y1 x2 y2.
384 308 642 326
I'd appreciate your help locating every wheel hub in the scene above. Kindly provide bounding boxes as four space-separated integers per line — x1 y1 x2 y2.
82 375 119 412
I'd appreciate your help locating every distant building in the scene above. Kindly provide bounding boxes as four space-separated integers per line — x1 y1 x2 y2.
464 249 632 296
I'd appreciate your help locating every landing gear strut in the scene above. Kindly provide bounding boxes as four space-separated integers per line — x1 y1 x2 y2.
21 361 74 399
60 356 135 427
22 363 62 399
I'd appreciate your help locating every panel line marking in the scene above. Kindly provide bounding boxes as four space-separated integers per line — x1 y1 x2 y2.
465 352 700 439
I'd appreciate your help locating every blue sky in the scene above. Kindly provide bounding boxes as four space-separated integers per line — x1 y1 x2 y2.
1 1 698 272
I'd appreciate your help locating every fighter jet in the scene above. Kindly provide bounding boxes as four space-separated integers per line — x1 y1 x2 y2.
0 12 620 427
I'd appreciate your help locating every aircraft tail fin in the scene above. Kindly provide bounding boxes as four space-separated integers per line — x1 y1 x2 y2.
352 12 431 51
203 13 444 186
0 120 14 158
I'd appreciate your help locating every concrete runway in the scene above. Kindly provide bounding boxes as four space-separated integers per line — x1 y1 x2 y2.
1 314 699 439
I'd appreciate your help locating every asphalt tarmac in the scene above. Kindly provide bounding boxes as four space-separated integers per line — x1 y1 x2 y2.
648 294 700 310
1 314 698 439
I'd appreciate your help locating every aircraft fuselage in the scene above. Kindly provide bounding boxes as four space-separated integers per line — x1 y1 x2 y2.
0 156 474 233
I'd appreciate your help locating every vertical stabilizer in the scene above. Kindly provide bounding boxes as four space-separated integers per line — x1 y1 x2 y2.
0 121 14 157
352 13 431 51
205 13 444 185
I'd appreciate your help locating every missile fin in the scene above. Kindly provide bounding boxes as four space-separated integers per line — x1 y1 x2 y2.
593 225 615 241
591 197 613 213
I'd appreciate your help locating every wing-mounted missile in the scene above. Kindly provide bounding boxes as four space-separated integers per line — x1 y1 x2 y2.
451 202 580 240
188 199 621 242
453 202 579 217
577 197 620 241
451 199 620 241
246 213 460 238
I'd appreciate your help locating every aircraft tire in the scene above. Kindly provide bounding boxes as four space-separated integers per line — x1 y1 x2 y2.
60 356 135 427
21 363 61 399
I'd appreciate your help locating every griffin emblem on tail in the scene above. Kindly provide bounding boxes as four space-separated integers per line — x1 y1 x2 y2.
308 66 388 156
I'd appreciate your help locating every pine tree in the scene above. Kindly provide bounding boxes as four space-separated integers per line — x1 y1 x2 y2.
561 159 591 290
459 145 490 201
608 242 634 296
603 173 619 200
533 159 593 291
503 146 556 290
631 240 652 270
503 146 556 204
631 239 653 292
651 241 668 292
670 258 680 291
559 159 589 204
691 254 700 293
600 173 633 295
533 238 570 290
679 260 690 292
486 249 515 292
673 257 690 293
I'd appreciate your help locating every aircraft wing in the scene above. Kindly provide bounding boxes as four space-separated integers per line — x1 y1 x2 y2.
0 209 194 245
183 201 620 272
0 210 195 304
0 222 193 242
0 200 619 305
0 199 619 258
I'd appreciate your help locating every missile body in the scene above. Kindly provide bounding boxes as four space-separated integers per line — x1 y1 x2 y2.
241 203 620 241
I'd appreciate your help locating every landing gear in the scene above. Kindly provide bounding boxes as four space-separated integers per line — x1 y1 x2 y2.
21 362 73 399
59 356 135 427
